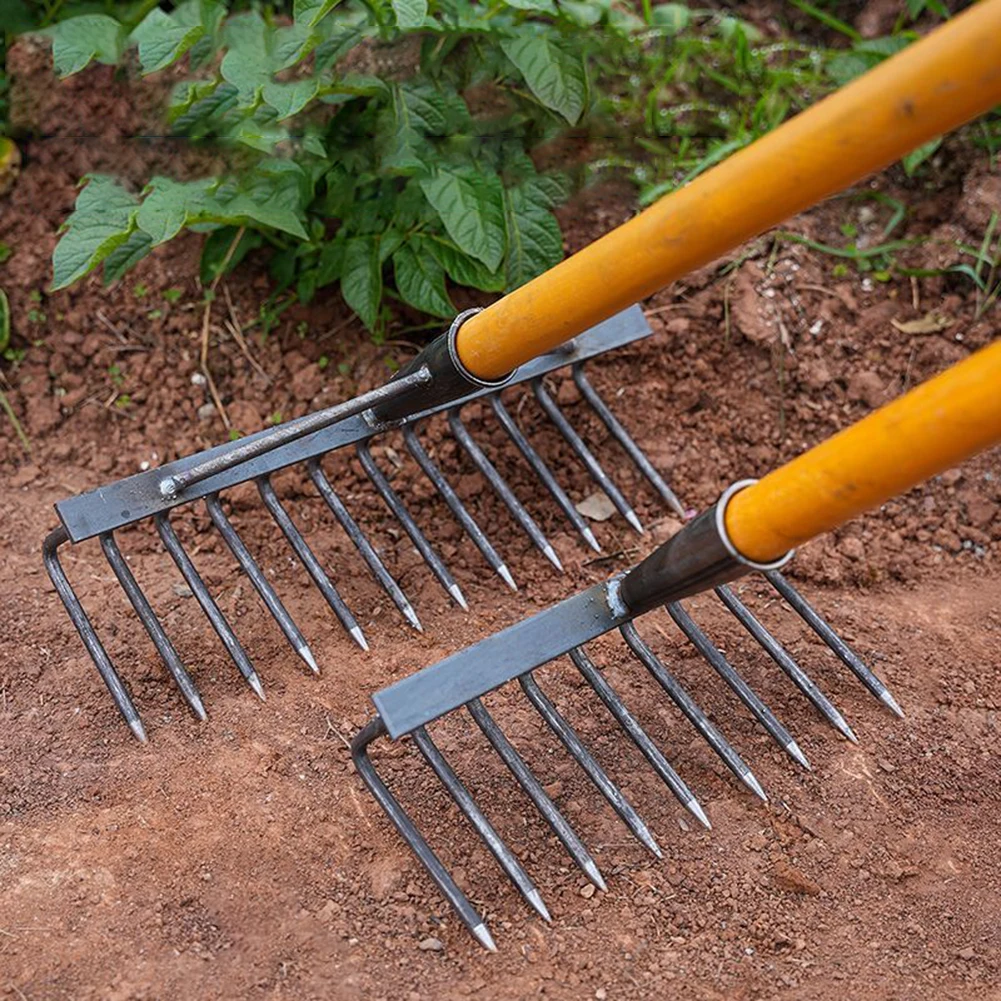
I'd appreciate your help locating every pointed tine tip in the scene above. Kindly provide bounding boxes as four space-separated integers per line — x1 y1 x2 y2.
584 860 608 894
298 643 321 675
248 670 267 702
880 687 905 719
498 564 518 592
843 723 860 744
786 739 812 771
543 544 564 573
687 797 712 831
350 625 370 652
624 509 644 534
472 922 497 953
449 583 469 612
190 693 209 722
743 769 769 803
129 716 149 744
583 527 602 553
526 888 552 924
403 604 424 633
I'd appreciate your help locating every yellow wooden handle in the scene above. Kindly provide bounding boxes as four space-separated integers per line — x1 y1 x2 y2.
455 0 1001 380
724 339 1001 563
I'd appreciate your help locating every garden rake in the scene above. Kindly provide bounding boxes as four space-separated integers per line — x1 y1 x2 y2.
43 0 1001 750
356 334 1001 951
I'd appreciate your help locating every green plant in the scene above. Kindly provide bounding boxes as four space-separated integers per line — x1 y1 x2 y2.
43 0 628 333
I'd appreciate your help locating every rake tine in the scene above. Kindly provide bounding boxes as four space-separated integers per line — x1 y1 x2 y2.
43 527 147 743
205 494 319 674
488 395 601 553
620 622 767 801
307 460 422 632
519 674 662 858
568 647 710 830
467 698 607 891
402 425 517 592
356 443 468 611
532 378 644 534
100 533 207 720
155 513 266 701
413 726 551 922
571 364 687 519
764 569 904 717
447 409 563 573
257 476 369 651
715 584 858 742
351 719 497 951
666 603 811 770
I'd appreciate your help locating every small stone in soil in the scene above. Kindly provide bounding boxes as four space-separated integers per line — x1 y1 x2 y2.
418 937 443 952
580 883 596 899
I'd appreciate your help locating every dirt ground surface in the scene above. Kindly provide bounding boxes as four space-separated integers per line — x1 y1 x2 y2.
2 31 1001 1001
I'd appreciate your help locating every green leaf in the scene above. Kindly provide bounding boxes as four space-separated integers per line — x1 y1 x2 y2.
263 79 321 120
501 30 587 124
271 21 323 70
294 0 343 28
45 15 127 77
137 177 209 245
503 182 563 290
504 0 557 12
392 0 428 29
132 8 205 74
52 176 138 290
220 40 271 105
223 195 309 239
649 3 690 32
426 236 506 292
557 0 609 27
341 236 382 331
103 230 154 284
420 166 506 271
0 289 9 354
393 240 453 317
901 136 943 176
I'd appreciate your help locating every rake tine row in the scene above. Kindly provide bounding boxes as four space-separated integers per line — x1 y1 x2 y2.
715 584 858 743
765 569 904 718
620 622 768 802
356 442 468 611
44 527 147 743
448 408 564 573
352 718 498 952
403 424 518 592
307 459 423 633
205 493 320 675
666 602 812 770
156 513 266 701
467 698 607 891
488 394 601 554
257 476 369 652
100 533 207 720
568 646 711 830
532 377 644 535
412 726 552 923
572 364 687 519
519 673 662 858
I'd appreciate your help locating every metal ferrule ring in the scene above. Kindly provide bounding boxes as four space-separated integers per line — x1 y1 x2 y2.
715 478 795 572
446 307 517 390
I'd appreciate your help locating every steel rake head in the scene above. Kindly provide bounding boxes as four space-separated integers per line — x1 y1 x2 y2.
352 408 905 949
45 307 677 740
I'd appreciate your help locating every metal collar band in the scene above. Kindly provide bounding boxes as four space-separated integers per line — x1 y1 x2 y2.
715 479 795 572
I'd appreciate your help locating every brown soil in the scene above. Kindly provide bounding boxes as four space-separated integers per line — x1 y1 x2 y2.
2 43 1001 1001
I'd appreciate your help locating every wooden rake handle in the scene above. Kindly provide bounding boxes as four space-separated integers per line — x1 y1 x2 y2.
620 340 1001 612
454 0 1001 381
